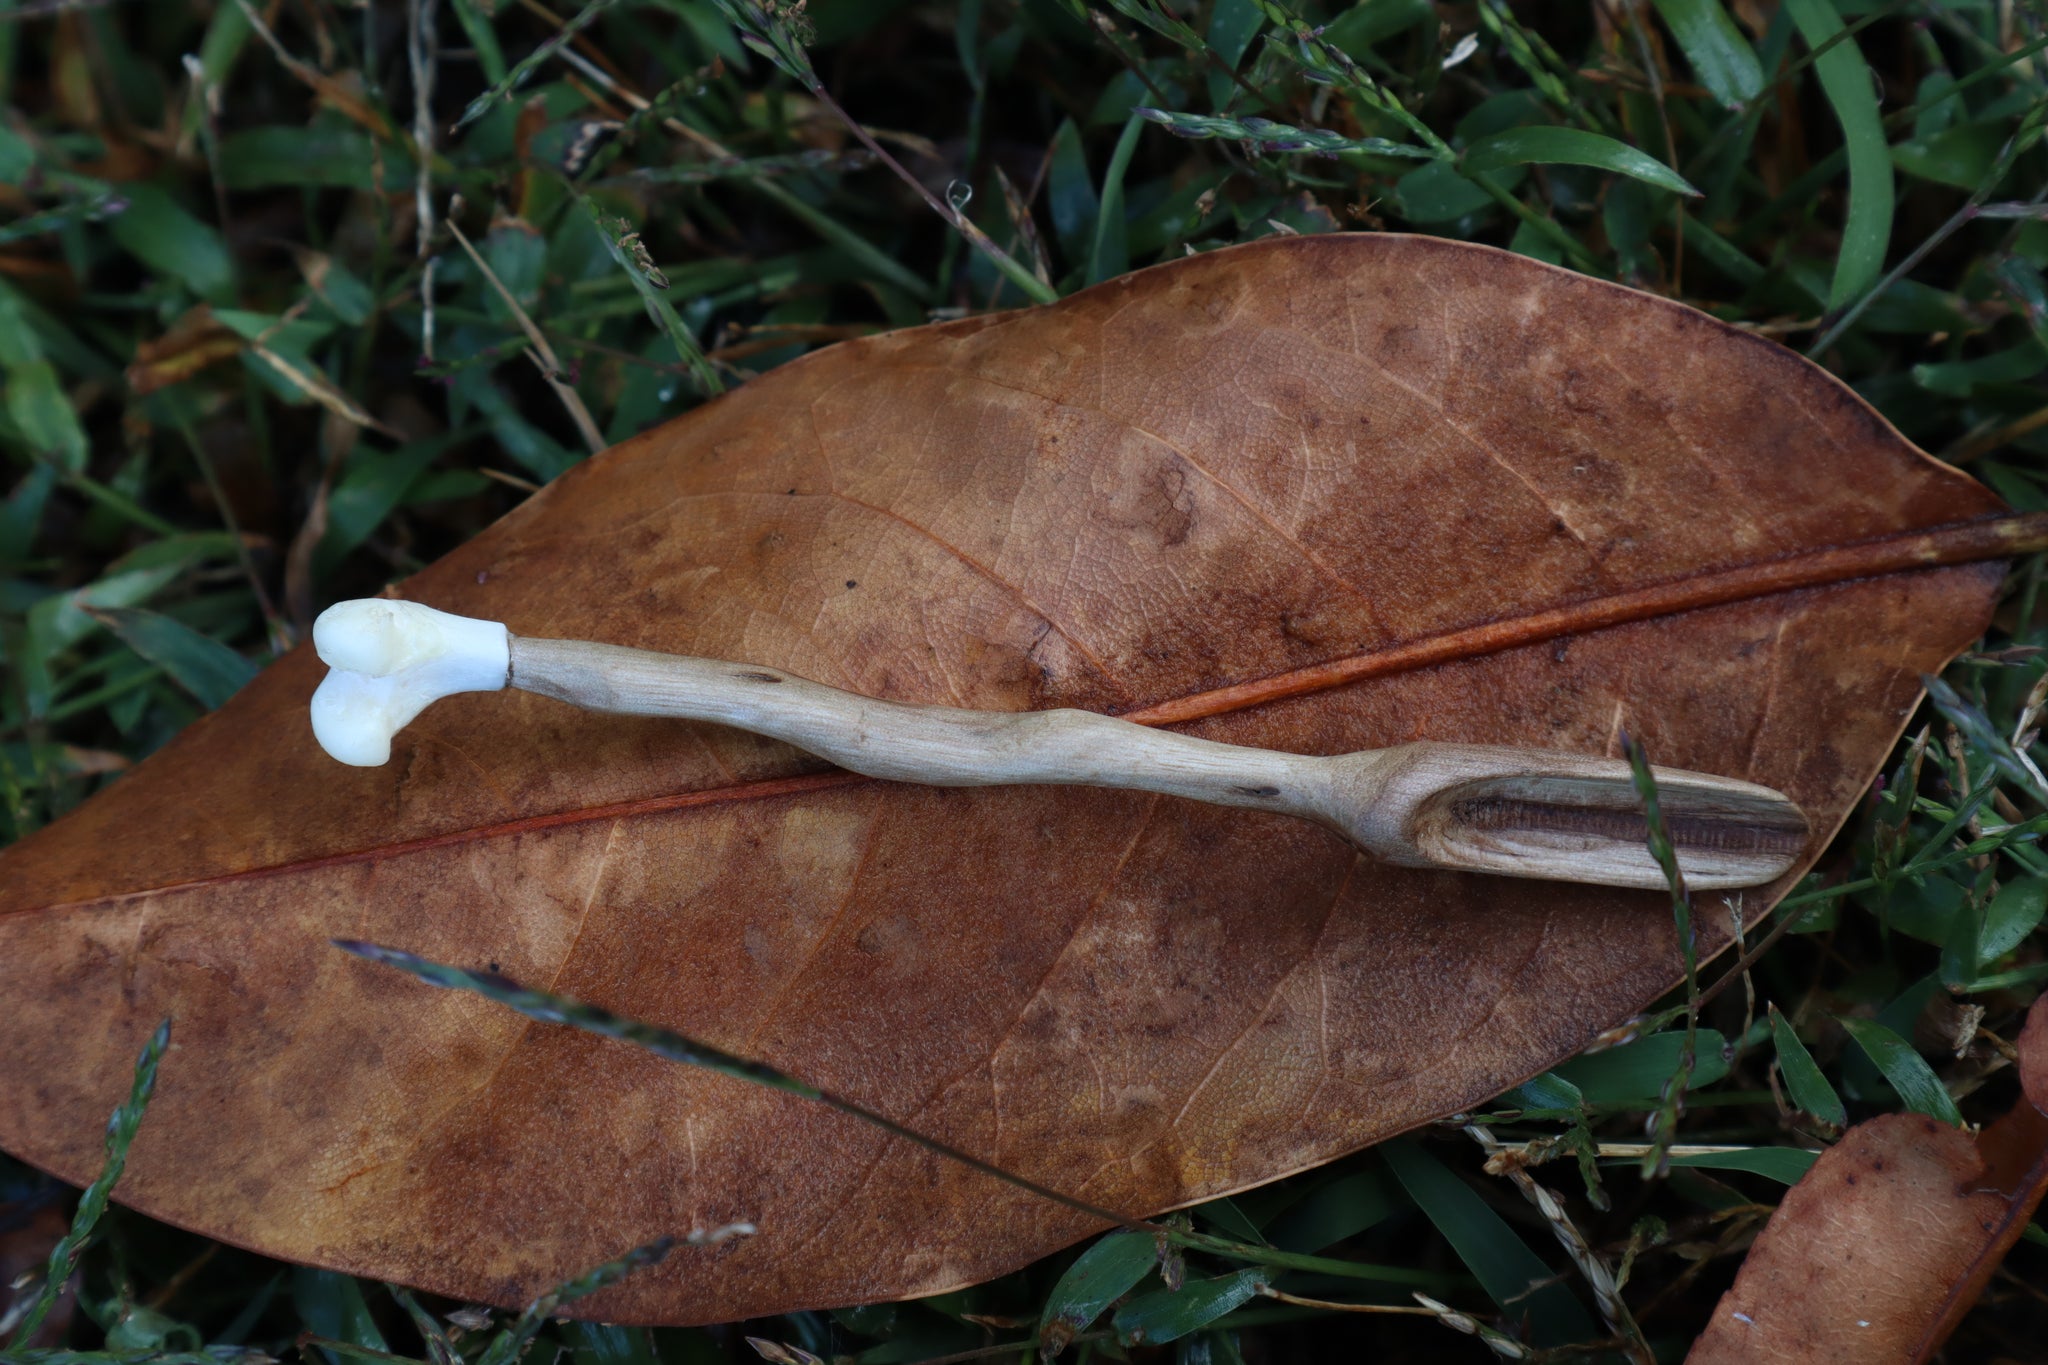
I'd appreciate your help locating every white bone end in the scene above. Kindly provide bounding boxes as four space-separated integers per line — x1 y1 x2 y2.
309 599 510 767
313 598 509 680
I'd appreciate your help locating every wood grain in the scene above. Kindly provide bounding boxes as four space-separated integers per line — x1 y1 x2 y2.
498 631 1806 888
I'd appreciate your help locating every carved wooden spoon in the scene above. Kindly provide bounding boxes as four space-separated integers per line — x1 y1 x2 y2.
308 598 1809 891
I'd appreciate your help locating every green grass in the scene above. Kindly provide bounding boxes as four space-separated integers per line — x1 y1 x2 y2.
2 0 2047 1359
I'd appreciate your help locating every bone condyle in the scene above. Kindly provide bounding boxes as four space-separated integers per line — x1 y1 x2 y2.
306 597 1810 892
309 599 510 768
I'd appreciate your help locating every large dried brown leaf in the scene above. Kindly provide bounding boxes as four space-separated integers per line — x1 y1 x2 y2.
0 235 2015 1322
1688 994 2048 1363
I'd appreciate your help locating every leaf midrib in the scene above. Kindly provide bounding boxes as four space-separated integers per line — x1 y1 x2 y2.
17 508 2042 918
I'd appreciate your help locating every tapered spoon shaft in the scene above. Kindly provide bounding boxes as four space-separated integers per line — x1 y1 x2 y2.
511 637 1314 812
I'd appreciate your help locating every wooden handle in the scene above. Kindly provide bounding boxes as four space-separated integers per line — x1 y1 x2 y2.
511 637 1329 811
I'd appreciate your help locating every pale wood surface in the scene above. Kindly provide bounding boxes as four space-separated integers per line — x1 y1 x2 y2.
512 635 1807 891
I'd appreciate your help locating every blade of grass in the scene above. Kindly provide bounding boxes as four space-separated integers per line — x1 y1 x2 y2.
1926 674 2048 804
1554 1030 1731 1104
687 0 1058 304
1649 0 1763 111
454 0 621 131
1087 115 1145 285
87 607 257 710
530 34 937 302
580 195 723 395
444 214 606 455
5 1019 172 1352
1249 0 1601 271
447 0 508 85
801 79 1060 306
1133 108 1435 160
1809 107 2048 356
1732 30 2048 247
331 941 1461 1289
1461 126 1699 196
333 939 1158 1231
476 1239 679 1365
1767 1004 1847 1128
1622 733 1700 1178
1782 0 1893 309
41 463 179 538
1112 1269 1265 1346
1380 1139 1596 1347
0 296 88 473
1838 1017 1964 1125
388 1288 459 1365
1037 1231 1158 1356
